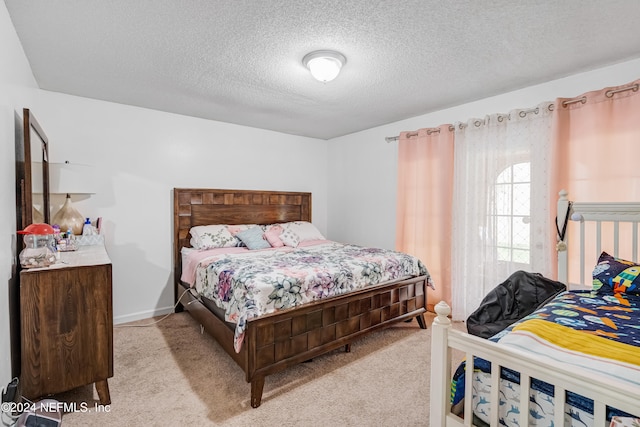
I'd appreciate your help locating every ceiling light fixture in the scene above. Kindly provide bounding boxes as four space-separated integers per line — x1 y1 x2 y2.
302 50 346 83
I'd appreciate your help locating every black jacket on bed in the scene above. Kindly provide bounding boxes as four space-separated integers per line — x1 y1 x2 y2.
466 270 566 339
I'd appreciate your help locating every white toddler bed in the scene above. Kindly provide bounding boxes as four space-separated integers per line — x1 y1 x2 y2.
429 191 640 427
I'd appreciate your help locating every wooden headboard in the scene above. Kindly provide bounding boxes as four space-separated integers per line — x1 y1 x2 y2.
172 188 312 303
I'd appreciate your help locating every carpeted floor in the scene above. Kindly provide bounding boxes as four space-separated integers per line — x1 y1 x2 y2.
50 312 464 426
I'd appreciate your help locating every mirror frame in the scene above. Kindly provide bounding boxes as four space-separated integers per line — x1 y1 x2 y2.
12 108 51 377
15 108 50 230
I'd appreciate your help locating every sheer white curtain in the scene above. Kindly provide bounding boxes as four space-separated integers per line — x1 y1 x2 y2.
450 103 556 320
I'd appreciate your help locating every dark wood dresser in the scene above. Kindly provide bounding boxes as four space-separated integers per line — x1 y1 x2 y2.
19 243 113 404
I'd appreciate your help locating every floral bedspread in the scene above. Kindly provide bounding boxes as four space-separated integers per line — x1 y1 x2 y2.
192 241 430 352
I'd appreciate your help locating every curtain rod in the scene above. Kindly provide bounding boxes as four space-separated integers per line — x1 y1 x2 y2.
385 125 455 143
384 108 539 143
386 82 639 143
560 82 638 107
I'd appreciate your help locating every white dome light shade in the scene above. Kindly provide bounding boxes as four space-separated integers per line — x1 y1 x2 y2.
303 50 346 82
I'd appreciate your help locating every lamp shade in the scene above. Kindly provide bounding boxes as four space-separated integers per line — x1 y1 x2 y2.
50 162 96 194
32 161 96 194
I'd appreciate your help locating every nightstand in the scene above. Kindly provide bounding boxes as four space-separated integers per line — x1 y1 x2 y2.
19 243 113 404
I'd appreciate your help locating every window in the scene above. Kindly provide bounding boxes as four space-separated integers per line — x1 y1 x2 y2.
490 162 531 265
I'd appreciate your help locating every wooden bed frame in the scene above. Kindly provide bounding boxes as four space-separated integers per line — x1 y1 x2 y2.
173 188 430 408
429 191 640 426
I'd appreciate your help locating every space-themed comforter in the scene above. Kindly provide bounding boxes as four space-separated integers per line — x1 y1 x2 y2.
451 288 640 426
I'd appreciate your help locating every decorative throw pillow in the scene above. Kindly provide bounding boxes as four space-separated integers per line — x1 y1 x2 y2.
592 251 640 295
189 225 238 249
235 226 271 250
281 221 325 242
280 228 300 248
264 225 284 247
227 224 258 247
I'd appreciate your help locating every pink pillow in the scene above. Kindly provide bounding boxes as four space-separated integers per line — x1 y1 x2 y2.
227 224 254 236
264 225 284 247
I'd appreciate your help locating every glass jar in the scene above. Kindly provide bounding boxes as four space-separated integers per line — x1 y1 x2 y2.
20 234 57 268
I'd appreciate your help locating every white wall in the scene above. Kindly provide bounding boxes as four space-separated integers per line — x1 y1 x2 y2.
327 58 640 250
0 0 38 393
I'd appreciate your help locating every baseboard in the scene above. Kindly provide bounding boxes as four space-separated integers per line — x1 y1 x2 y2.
113 306 174 325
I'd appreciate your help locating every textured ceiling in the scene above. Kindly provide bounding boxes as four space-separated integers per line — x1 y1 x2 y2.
5 0 640 139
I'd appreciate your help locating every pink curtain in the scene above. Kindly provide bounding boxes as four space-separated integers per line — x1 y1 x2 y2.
552 79 640 282
553 79 640 201
396 125 454 310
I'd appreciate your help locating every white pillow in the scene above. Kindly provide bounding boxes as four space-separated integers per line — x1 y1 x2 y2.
280 228 300 247
189 225 238 249
282 221 325 242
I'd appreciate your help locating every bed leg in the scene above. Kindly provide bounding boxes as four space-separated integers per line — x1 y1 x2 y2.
344 343 351 353
416 313 427 329
175 284 185 313
250 376 265 408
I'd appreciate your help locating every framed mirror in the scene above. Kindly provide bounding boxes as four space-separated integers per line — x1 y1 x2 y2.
15 108 50 231
12 108 51 379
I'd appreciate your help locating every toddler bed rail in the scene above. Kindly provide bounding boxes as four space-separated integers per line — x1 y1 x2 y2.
429 302 638 427
429 192 640 426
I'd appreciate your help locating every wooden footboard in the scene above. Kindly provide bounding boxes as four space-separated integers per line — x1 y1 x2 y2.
429 302 638 427
245 274 428 407
179 275 428 407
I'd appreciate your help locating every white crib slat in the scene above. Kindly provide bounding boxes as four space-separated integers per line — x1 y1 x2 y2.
594 402 607 427
614 221 620 257
464 351 474 426
580 221 586 285
518 374 530 427
634 221 638 261
489 363 499 427
554 386 565 427
596 220 602 258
